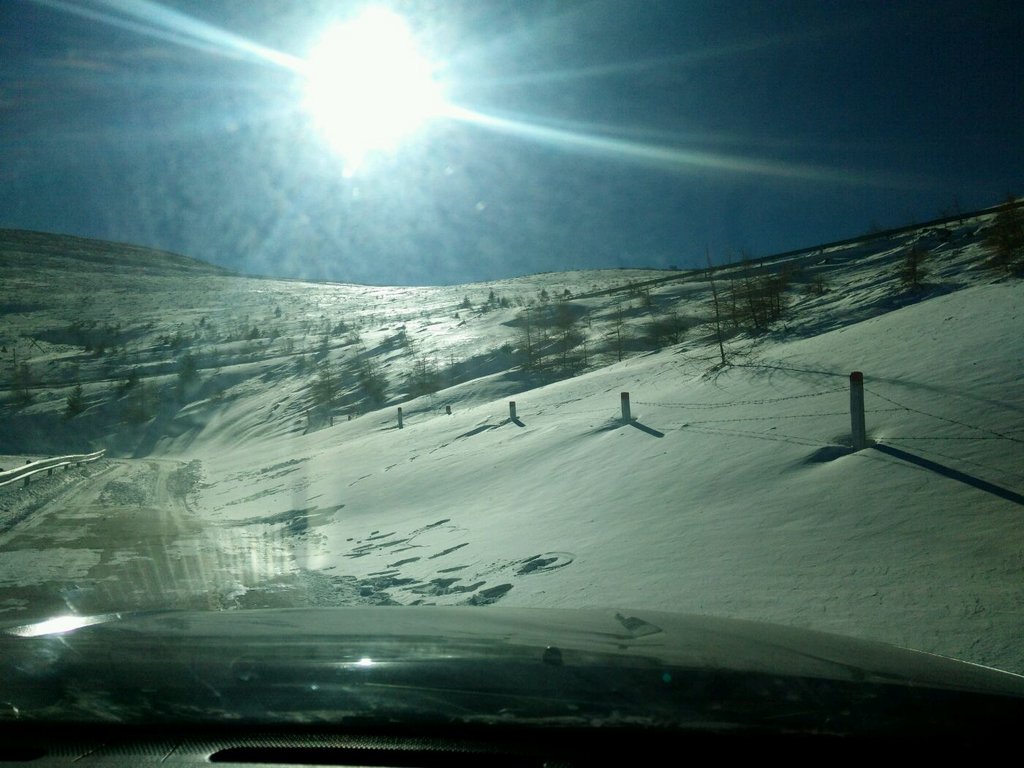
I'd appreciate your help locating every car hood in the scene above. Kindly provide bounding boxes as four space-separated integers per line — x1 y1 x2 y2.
2 607 1023 731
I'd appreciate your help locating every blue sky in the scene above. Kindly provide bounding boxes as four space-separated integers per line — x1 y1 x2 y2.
2 0 1022 284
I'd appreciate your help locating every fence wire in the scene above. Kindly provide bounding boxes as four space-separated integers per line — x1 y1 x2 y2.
679 411 848 425
387 380 1021 461
634 385 847 409
864 387 1023 444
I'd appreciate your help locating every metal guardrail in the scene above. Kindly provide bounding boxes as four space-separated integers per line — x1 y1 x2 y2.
0 450 105 489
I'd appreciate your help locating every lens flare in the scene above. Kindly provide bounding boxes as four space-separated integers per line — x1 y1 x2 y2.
302 8 444 175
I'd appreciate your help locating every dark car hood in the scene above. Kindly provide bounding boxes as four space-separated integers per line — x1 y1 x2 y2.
2 607 1023 731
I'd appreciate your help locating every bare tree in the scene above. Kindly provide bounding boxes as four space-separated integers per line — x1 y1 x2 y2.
123 379 153 424
358 357 387 405
706 250 727 365
607 301 627 362
407 355 440 397
729 264 790 333
899 245 928 290
984 197 1024 276
516 306 538 370
12 362 35 407
646 311 687 348
310 361 339 408
176 352 199 400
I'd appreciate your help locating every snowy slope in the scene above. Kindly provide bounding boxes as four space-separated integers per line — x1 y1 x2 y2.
188 281 1023 671
1 212 1022 674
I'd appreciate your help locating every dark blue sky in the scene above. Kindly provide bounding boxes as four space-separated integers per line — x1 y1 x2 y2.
2 0 1022 284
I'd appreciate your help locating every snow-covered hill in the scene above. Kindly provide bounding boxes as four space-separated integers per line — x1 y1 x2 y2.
1 210 1022 672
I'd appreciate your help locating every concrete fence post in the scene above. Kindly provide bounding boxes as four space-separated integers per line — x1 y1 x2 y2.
621 392 631 423
397 407 404 430
850 371 866 450
509 401 517 421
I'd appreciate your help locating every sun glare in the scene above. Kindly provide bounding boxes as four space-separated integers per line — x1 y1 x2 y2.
302 8 443 175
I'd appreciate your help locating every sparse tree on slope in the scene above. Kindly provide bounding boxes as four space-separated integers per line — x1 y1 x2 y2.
645 311 687 348
706 252 728 365
12 363 34 407
516 306 537 370
984 198 1024 276
310 361 339 408
176 352 199 400
64 381 86 419
407 355 440 397
123 379 153 424
607 301 627 362
358 358 387 406
899 245 928 290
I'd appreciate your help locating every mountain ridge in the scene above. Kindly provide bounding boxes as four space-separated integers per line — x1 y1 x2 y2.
0 228 234 276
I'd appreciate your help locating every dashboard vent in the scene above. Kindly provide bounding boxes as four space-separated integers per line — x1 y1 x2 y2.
210 746 547 766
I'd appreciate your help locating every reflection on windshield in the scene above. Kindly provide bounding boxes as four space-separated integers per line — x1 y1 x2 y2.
1 0 1023 708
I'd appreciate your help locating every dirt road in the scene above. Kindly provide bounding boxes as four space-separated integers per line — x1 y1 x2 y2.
0 458 368 620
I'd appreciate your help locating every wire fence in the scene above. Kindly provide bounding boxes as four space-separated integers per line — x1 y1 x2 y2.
374 372 1024 494
863 387 1024 444
386 376 1022 461
633 385 848 410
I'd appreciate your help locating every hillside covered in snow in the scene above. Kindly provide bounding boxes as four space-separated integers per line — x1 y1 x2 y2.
1 206 1022 673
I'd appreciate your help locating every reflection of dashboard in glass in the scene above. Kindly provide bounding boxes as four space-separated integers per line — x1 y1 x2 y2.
2 5 1024 761
4 607 1024 762
5 608 1024 718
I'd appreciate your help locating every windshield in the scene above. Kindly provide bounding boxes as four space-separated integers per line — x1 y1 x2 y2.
1 0 1023 724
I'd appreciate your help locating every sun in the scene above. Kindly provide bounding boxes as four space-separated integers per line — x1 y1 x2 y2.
302 8 444 174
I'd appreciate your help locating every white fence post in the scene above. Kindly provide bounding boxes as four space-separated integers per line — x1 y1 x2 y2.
509 401 517 420
850 371 866 450
397 407 404 430
621 392 631 423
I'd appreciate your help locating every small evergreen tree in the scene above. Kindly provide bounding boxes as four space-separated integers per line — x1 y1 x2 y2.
64 382 86 419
